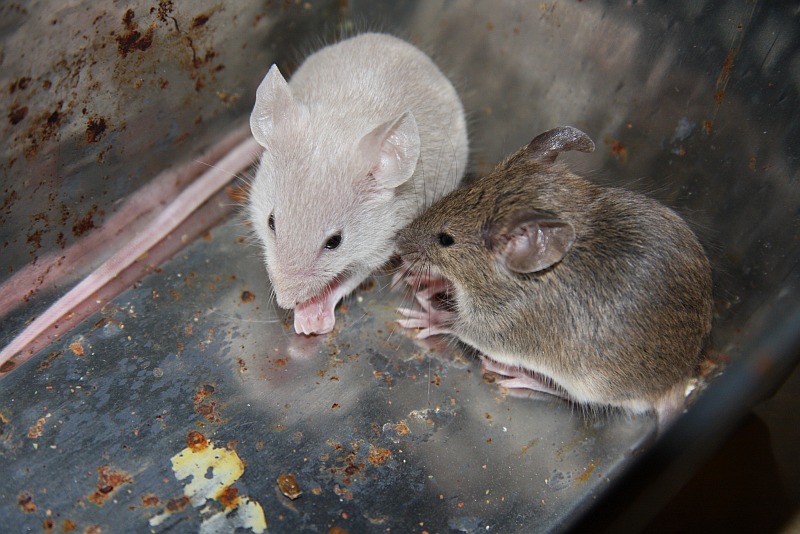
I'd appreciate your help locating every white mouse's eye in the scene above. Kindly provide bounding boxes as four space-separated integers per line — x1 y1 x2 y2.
267 213 275 232
324 232 342 250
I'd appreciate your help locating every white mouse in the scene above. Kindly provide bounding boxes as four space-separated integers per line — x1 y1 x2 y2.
247 33 468 335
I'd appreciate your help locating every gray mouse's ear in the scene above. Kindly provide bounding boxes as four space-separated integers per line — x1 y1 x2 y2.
359 111 421 190
498 211 575 273
523 126 595 165
250 65 295 147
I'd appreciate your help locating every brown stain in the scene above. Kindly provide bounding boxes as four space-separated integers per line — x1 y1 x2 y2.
69 341 86 357
8 105 28 125
576 458 600 483
27 417 46 439
165 495 191 512
62 519 77 532
193 384 221 424
88 465 133 505
8 76 32 93
191 14 210 28
72 206 99 237
43 519 54 531
116 9 155 57
367 446 392 466
186 430 208 451
86 117 107 143
141 494 160 507
217 486 240 508
240 290 256 303
277 474 302 500
1 360 17 373
18 491 36 512
604 137 628 162
328 528 349 534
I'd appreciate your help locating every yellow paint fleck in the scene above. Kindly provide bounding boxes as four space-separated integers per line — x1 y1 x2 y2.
149 436 267 533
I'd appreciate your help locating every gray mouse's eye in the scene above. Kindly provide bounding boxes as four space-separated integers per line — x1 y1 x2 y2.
324 232 342 250
267 213 275 232
437 232 455 247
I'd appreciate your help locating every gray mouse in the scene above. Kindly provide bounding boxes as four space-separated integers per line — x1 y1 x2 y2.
248 33 468 335
396 126 713 432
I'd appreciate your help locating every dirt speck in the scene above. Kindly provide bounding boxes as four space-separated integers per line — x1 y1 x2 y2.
186 430 208 452
277 474 302 500
18 491 36 512
367 446 392 466
8 105 28 125
88 465 132 505
86 117 107 143
141 494 160 507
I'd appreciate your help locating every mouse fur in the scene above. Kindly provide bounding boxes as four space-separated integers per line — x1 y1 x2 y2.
397 126 712 432
248 33 468 335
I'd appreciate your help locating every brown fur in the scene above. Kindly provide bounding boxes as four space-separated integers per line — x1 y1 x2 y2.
397 127 713 431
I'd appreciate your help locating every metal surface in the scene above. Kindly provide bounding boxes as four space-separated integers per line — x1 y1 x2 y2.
1 1 799 533
0 219 652 532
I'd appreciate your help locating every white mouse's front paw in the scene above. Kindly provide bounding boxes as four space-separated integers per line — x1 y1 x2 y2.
294 296 336 335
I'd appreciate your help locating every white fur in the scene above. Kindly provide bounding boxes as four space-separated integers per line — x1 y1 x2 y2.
248 33 468 333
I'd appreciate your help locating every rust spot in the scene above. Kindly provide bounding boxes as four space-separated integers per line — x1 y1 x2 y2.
69 341 85 357
577 458 600 483
0 361 15 374
28 417 46 439
714 48 737 108
166 495 191 512
8 105 28 125
604 137 628 162
62 519 77 532
39 350 63 370
331 403 340 410
395 422 410 435
88 465 132 505
116 9 155 57
702 120 713 135
86 118 107 143
277 474 302 500
141 494 160 507
9 77 31 93
328 528 349 534
186 430 208 451
18 491 36 512
72 206 99 237
43 518 54 531
193 384 221 423
192 14 210 28
26 229 43 251
240 290 256 303
367 446 392 466
217 486 240 508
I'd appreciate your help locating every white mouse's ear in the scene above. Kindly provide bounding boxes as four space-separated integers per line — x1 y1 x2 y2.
498 211 575 273
250 65 295 147
359 111 421 190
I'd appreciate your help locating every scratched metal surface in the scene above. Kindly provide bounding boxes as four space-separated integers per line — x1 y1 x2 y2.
0 218 652 533
1 0 799 533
